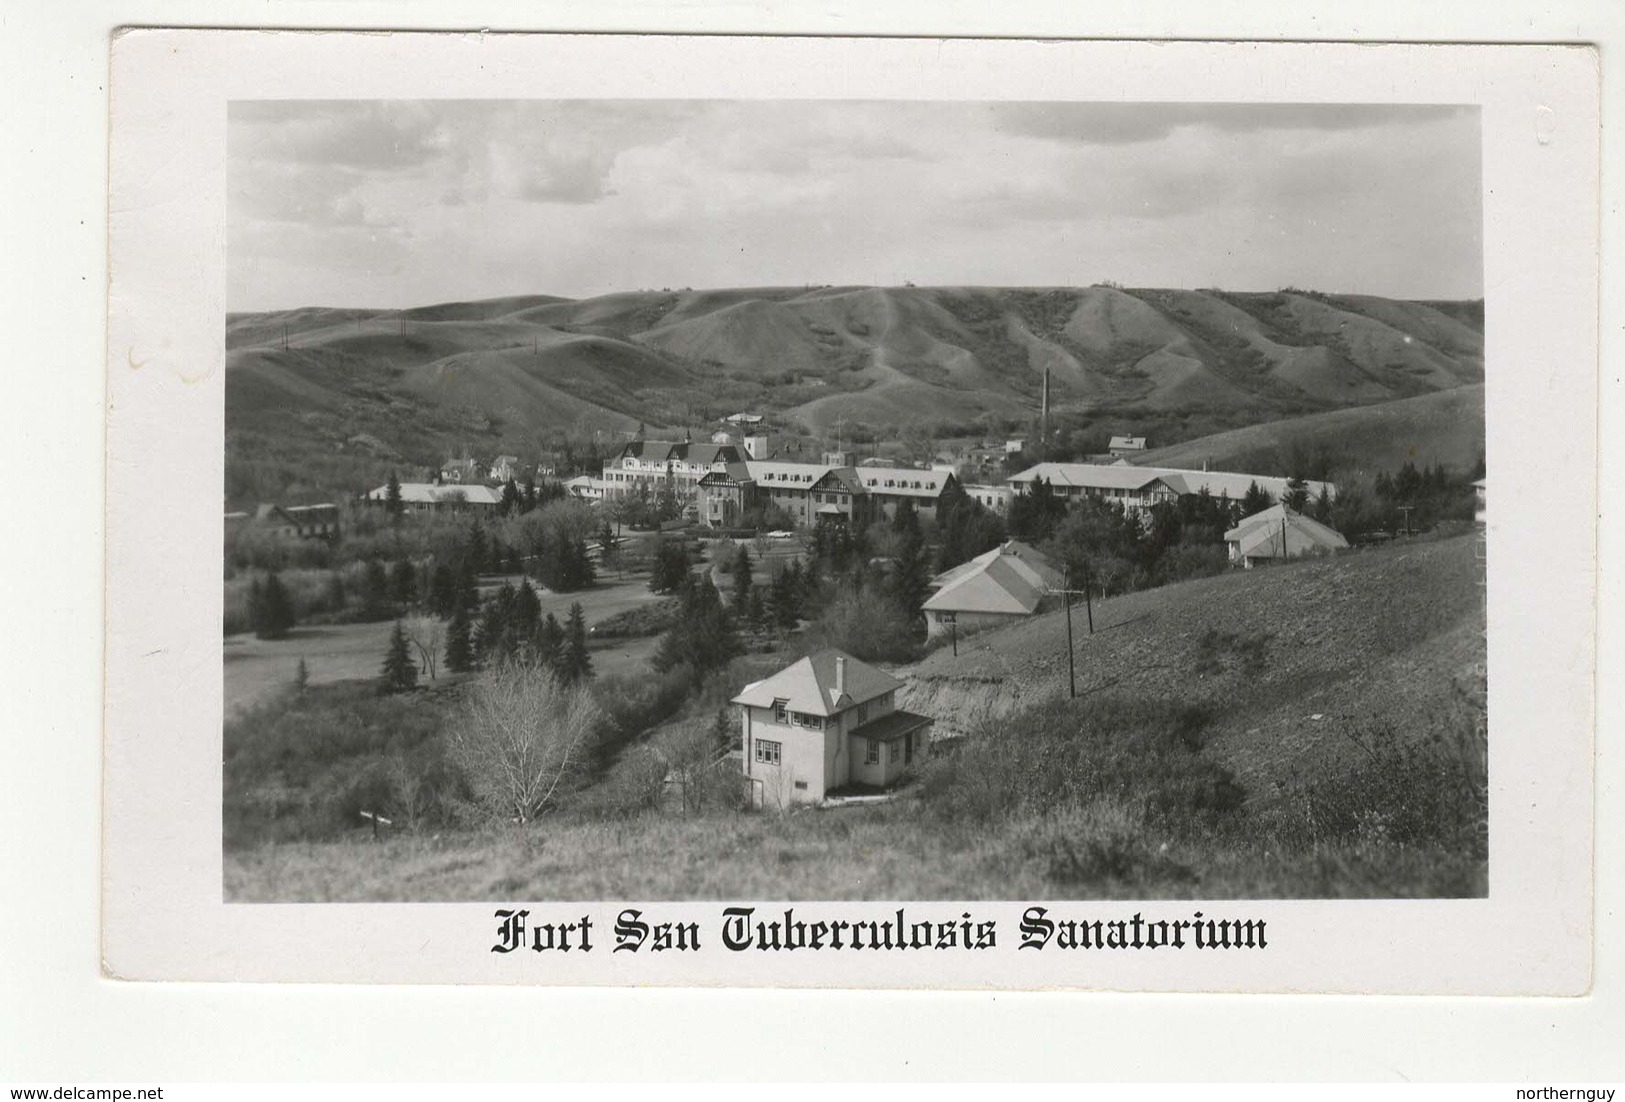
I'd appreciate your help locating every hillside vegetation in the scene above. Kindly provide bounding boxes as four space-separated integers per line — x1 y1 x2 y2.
226 285 1483 502
226 535 1486 902
1131 385 1485 480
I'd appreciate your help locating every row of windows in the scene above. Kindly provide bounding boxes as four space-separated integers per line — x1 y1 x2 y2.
864 478 934 490
754 739 781 765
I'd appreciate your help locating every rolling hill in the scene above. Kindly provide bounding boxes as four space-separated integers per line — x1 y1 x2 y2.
900 533 1486 811
225 284 1484 506
1130 385 1485 479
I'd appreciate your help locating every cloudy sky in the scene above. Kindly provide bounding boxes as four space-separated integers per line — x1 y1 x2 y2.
228 100 1482 312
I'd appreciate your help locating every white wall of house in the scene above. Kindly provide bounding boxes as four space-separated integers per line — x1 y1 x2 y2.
925 607 1027 641
738 690 910 804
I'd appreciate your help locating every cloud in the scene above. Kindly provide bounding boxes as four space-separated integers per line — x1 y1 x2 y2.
230 101 450 171
991 102 1475 146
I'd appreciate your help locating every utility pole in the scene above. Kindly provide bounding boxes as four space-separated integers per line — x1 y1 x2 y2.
950 615 957 657
1082 560 1094 634
1064 566 1076 699
1397 505 1415 538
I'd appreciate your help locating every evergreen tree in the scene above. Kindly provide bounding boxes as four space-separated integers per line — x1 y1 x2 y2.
768 565 801 630
428 562 457 617
1312 485 1334 524
893 523 930 619
523 472 538 513
444 600 474 673
325 570 347 616
390 558 417 609
294 655 309 693
730 545 753 616
499 477 523 517
362 559 391 620
512 579 542 643
254 570 297 640
1284 475 1310 512
536 612 566 672
380 621 417 693
1241 481 1274 517
466 518 489 575
652 576 740 683
558 601 593 684
649 537 691 594
385 470 403 520
455 559 480 615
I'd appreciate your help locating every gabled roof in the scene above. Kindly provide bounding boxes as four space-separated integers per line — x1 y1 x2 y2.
1007 462 1172 493
731 648 901 717
1224 505 1349 557
929 539 1061 592
700 461 756 486
364 482 502 506
1008 462 1333 502
924 553 1049 616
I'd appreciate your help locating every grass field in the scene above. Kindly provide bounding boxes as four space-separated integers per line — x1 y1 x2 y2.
224 567 676 714
225 535 1486 902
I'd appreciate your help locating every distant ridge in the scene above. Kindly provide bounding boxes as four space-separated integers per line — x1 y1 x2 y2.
225 284 1484 504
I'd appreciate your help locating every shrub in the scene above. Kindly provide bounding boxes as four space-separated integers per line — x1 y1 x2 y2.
917 694 1245 839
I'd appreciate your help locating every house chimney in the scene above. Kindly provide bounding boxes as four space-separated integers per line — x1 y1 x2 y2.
835 655 846 698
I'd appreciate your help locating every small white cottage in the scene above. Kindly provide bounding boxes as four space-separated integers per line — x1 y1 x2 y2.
731 649 933 806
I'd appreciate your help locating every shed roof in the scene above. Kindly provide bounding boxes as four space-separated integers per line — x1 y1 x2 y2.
848 709 933 743
731 648 900 717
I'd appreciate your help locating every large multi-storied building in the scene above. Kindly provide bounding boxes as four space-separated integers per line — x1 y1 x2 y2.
1006 462 1333 514
695 459 959 529
600 440 742 499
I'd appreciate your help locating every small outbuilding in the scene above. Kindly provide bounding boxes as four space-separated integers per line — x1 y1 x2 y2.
1224 505 1348 567
922 540 1063 641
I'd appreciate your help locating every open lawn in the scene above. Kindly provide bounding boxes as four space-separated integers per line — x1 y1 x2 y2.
225 566 676 713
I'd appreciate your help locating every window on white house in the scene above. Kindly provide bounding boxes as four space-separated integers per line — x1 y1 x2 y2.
855 701 869 724
792 711 822 729
772 699 788 724
755 740 781 765
865 740 878 765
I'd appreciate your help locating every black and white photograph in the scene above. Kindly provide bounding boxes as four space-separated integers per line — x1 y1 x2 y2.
95 31 1599 995
220 96 1489 904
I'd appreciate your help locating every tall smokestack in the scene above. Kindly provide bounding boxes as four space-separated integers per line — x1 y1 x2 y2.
1041 368 1050 456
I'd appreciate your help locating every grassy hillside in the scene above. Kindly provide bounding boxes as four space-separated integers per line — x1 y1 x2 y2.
1131 385 1485 479
225 535 1486 901
225 285 1483 505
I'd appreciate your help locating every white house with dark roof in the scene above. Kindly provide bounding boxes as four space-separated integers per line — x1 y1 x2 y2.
731 649 933 806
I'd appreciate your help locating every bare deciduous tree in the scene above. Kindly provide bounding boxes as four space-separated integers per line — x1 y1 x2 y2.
403 614 443 680
448 662 602 823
